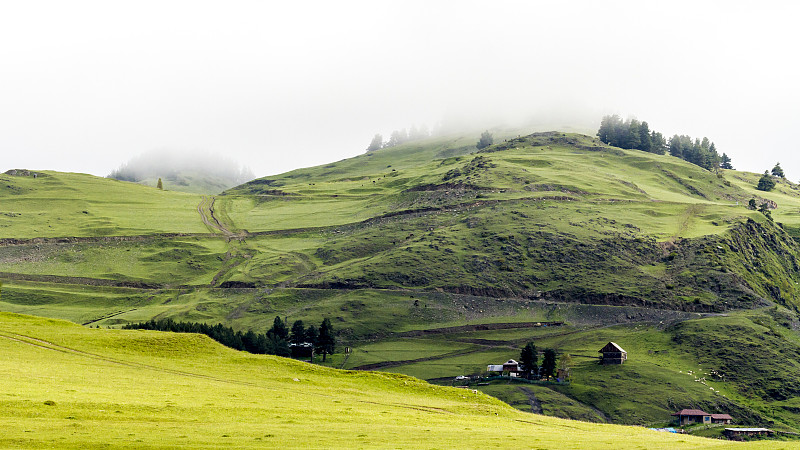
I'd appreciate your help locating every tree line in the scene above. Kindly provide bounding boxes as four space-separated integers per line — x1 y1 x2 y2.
123 316 336 361
597 115 733 172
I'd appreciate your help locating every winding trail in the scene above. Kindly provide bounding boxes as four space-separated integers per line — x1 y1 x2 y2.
197 196 245 240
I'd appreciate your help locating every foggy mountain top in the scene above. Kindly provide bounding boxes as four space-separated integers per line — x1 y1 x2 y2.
108 150 254 186
1 2 799 180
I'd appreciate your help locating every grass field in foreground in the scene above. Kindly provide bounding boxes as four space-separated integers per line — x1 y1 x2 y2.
0 312 782 449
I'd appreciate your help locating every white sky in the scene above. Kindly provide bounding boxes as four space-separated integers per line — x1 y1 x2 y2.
1 1 799 179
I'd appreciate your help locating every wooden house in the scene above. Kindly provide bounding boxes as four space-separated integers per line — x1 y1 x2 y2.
598 342 627 365
502 359 520 373
711 414 733 424
671 409 711 425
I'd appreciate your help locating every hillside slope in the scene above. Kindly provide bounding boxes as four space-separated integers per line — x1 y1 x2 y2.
219 132 800 312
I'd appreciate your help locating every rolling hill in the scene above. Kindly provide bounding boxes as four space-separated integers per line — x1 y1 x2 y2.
3 130 800 434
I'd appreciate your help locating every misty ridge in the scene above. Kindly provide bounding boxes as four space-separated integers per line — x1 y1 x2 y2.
107 150 255 193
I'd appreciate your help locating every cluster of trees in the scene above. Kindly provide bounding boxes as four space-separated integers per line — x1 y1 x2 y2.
518 343 570 380
366 124 432 152
597 115 732 172
123 316 336 361
757 162 785 192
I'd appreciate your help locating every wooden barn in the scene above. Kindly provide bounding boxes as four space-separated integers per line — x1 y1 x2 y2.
598 342 627 364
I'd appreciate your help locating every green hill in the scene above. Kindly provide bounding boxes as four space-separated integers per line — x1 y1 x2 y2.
0 169 207 238
0 312 781 449
3 131 800 434
219 132 800 312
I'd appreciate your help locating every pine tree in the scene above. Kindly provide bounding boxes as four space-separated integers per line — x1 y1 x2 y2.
772 162 785 178
366 134 383 152
720 152 733 170
757 171 776 191
317 318 335 362
305 325 318 347
638 121 652 152
541 349 557 379
650 131 667 155
290 320 306 345
268 316 289 341
519 342 538 379
156 178 163 190
668 135 683 158
597 115 623 146
624 119 641 150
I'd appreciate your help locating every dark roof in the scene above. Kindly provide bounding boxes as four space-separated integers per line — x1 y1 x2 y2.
711 414 733 420
671 409 710 416
598 342 627 353
724 428 772 433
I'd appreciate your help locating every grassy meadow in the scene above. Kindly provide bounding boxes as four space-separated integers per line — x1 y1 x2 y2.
0 312 788 449
0 171 207 238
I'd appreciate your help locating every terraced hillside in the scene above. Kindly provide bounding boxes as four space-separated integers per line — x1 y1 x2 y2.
0 312 783 449
3 131 800 431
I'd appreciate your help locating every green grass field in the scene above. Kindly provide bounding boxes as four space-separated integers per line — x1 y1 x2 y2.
0 171 207 238
1 312 788 449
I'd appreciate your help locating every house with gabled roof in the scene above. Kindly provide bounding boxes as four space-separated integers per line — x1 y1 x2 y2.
671 409 711 425
598 342 627 364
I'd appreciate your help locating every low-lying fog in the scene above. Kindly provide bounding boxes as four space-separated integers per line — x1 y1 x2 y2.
107 150 254 188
